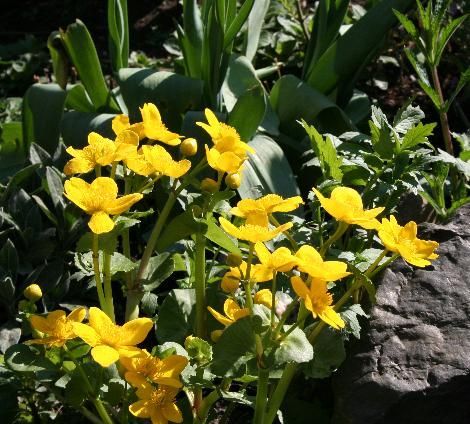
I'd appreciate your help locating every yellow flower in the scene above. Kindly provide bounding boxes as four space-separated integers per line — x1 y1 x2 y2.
231 194 304 227
64 131 140 176
197 109 254 173
72 307 153 367
208 298 250 328
291 276 344 330
126 145 191 178
312 187 384 230
219 217 293 243
27 308 86 347
112 114 145 139
127 376 183 424
295 245 350 281
140 103 181 146
64 177 143 234
253 289 273 309
254 242 297 273
23 284 42 302
142 145 191 178
205 145 243 174
64 132 116 175
221 261 273 293
121 349 188 388
378 215 439 267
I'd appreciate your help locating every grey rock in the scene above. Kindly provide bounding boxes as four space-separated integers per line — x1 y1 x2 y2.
332 205 470 424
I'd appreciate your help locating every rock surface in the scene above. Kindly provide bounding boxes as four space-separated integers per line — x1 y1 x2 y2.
332 204 470 424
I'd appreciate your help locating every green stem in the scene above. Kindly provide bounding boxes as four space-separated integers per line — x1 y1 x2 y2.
264 363 296 424
270 272 277 328
253 368 270 424
320 222 349 256
92 234 108 315
269 216 298 250
244 243 255 313
368 253 399 279
102 252 115 323
431 66 454 156
197 389 220 423
110 163 117 179
64 347 114 424
195 231 206 338
365 249 388 276
128 191 176 321
272 299 298 340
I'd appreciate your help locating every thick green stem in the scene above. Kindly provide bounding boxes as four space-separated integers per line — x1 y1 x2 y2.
244 243 255 313
365 249 388 277
127 192 176 321
270 272 277 328
253 368 270 424
269 216 298 250
264 363 296 424
92 234 108 315
368 253 399 279
102 252 115 323
320 222 349 256
64 346 114 424
431 66 454 155
195 231 207 338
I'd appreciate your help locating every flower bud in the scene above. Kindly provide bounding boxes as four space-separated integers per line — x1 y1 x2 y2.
226 253 243 268
180 138 198 157
225 173 241 189
23 284 42 302
200 178 219 193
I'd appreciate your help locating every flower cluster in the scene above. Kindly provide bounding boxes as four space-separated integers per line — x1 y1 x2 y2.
214 187 439 334
28 306 187 424
63 103 196 234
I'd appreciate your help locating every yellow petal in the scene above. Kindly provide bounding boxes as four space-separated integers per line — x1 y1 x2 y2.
30 315 53 334
89 211 115 234
91 345 120 367
105 193 143 215
125 371 148 388
207 306 233 327
126 154 156 176
254 242 271 265
88 307 113 334
254 289 272 309
120 318 153 346
129 400 151 419
250 264 274 283
67 307 87 323
217 151 243 174
290 276 310 300
318 307 345 330
112 114 130 136
223 298 243 321
91 177 118 201
150 409 167 424
64 178 93 213
64 157 95 175
162 403 183 423
72 322 101 346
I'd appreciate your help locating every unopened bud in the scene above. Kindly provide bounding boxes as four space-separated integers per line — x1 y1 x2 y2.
180 138 198 157
200 178 219 193
225 173 241 189
23 284 42 302
226 253 243 268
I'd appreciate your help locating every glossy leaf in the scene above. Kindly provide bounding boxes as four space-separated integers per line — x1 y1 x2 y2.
22 83 66 154
238 134 301 199
61 20 119 111
117 68 203 129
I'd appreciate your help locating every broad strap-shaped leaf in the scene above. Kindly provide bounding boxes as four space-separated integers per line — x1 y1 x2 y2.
23 83 66 154
61 20 119 111
237 134 301 200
